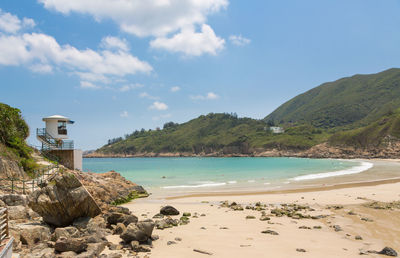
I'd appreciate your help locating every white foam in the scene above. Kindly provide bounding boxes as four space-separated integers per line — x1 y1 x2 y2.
248 180 256 183
263 182 271 185
291 162 373 181
162 182 226 189
228 181 237 184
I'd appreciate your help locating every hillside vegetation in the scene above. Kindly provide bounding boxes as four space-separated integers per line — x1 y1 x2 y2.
0 103 37 173
329 109 400 149
97 113 329 155
95 68 400 156
265 68 400 128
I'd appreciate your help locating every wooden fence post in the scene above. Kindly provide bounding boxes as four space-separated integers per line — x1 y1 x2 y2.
11 179 14 194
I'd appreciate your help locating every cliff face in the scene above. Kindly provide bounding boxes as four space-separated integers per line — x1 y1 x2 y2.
0 143 28 179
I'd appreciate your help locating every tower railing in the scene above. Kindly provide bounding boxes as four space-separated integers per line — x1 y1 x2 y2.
36 128 74 150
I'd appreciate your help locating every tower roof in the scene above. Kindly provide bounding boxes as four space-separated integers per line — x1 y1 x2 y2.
42 115 74 123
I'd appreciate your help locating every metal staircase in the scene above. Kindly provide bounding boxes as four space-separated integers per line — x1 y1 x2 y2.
36 128 74 151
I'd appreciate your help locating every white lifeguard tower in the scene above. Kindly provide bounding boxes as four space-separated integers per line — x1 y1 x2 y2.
36 115 82 170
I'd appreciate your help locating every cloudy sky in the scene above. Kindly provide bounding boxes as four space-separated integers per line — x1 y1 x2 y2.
1 0 400 150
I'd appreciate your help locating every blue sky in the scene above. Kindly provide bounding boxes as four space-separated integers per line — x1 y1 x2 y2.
1 0 400 150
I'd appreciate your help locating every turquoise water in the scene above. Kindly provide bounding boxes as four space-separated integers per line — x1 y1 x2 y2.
83 157 366 192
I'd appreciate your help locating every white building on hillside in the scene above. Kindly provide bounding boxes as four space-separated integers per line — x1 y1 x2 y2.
270 126 284 134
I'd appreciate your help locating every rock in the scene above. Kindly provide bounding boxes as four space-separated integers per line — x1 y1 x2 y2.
7 205 29 220
106 212 126 225
77 242 107 258
261 230 279 235
0 194 27 206
333 225 342 232
13 223 51 247
313 226 322 229
259 216 270 221
113 223 126 235
182 212 191 217
355 235 363 240
123 214 139 226
299 226 311 229
151 235 159 241
99 253 122 258
130 241 151 252
120 220 155 243
72 217 91 229
160 205 180 216
378 247 398 257
55 236 88 253
296 248 306 252
179 216 190 225
167 241 177 245
152 213 164 219
52 226 80 241
28 172 101 227
58 251 78 258
246 215 256 219
175 237 182 241
361 217 374 222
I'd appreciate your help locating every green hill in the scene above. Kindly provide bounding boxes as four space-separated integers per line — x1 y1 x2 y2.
0 103 37 174
97 113 328 155
95 68 400 156
329 109 400 149
265 68 400 128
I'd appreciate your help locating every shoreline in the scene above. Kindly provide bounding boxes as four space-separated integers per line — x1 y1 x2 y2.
165 176 400 200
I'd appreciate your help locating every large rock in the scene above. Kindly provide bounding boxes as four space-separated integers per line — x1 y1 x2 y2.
7 205 29 220
11 222 52 247
120 220 155 243
0 194 27 206
28 172 101 227
55 236 88 253
52 226 80 241
160 205 179 216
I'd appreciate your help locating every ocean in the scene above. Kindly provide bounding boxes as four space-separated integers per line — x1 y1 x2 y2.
82 157 372 194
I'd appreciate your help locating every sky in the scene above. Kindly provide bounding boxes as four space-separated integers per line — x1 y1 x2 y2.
1 0 400 150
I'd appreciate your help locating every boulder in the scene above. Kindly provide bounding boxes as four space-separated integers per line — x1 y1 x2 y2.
76 242 107 258
28 172 101 227
0 194 27 206
7 205 29 220
160 205 180 216
113 223 126 235
52 226 80 241
378 247 398 257
120 220 155 243
130 240 151 252
55 236 88 253
12 223 51 246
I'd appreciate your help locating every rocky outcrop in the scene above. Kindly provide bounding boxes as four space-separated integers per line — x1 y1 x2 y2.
120 219 155 243
0 152 27 179
28 171 101 227
72 170 148 208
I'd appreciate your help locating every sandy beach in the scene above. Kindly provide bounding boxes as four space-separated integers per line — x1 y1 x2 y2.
116 159 400 258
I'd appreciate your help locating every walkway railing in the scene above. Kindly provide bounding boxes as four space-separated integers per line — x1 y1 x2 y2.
0 164 60 194
0 208 9 246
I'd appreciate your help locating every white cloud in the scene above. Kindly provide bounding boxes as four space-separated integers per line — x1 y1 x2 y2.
101 36 129 52
0 11 153 87
150 24 224 56
80 81 100 89
149 101 168 111
170 86 180 92
190 92 219 100
119 83 144 92
120 110 129 117
139 92 159 100
38 0 228 56
229 35 251 46
0 9 35 34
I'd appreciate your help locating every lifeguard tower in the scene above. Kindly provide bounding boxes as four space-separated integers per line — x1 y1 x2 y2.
36 115 82 170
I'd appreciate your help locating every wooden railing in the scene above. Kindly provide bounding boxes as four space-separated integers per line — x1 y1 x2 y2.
0 208 9 246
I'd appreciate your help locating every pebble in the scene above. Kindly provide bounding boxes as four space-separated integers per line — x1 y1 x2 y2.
175 237 182 241
261 230 279 235
167 241 177 245
296 248 306 252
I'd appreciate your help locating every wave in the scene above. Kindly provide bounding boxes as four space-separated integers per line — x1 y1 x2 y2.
228 181 237 184
162 182 227 189
291 161 373 181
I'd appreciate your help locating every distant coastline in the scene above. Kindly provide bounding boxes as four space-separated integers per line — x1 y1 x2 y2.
84 142 400 159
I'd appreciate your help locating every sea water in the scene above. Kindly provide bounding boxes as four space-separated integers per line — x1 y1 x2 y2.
83 157 372 193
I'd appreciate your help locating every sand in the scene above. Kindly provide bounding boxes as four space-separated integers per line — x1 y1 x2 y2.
120 159 400 258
